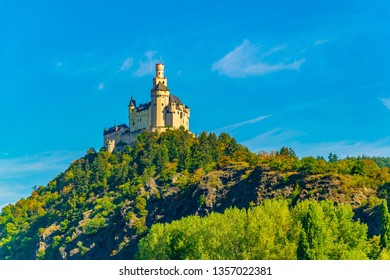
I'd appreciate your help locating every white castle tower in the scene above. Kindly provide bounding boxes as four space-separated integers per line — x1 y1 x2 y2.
104 63 190 152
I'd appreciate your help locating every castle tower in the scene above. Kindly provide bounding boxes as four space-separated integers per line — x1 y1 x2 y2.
151 64 170 131
128 96 136 129
107 139 115 153
153 63 168 87
104 62 191 152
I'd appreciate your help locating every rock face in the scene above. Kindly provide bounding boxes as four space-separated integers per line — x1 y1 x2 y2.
145 166 361 223
2 161 382 260
125 164 381 259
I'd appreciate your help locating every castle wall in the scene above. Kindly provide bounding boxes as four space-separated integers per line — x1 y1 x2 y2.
104 130 123 147
130 108 151 132
151 90 170 129
104 125 131 152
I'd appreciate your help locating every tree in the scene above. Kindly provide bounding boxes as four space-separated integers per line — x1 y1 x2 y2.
297 203 327 259
328 153 338 163
380 200 390 249
278 147 296 157
299 157 317 175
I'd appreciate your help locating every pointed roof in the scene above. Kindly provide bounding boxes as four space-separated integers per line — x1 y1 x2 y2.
129 96 136 107
152 82 170 91
169 94 184 106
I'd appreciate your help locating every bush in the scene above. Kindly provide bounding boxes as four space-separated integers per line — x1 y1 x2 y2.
82 217 106 235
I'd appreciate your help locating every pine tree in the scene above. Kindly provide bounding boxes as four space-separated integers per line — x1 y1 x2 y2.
297 203 326 259
297 229 310 260
380 200 390 249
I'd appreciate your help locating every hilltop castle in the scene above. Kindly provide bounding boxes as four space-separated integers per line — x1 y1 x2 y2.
103 63 191 152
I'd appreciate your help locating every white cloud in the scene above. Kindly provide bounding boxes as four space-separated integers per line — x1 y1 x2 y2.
0 182 30 210
0 151 82 208
0 151 80 179
211 40 305 78
380 97 390 110
242 128 390 158
314 39 329 46
119 57 133 71
98 82 104 91
133 51 159 77
294 139 390 158
213 115 271 133
243 128 301 152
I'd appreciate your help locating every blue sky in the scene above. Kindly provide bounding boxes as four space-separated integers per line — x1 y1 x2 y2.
1 0 390 207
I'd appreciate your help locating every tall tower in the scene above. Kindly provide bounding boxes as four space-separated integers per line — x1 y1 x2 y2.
128 96 136 131
153 63 168 87
151 63 170 131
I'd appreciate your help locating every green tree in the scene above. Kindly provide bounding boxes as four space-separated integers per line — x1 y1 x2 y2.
380 200 390 249
297 203 327 259
328 153 338 163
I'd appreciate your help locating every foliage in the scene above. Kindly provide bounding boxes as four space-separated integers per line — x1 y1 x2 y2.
1 129 390 260
380 200 390 249
137 200 370 260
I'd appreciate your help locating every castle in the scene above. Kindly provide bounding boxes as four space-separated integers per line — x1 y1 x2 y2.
103 63 191 152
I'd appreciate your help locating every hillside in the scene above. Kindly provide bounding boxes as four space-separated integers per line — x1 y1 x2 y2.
1 129 390 259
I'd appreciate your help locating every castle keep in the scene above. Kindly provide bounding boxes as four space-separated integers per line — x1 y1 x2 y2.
104 63 190 152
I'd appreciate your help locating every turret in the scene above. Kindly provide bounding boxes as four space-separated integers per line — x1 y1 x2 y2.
153 63 168 87
129 96 136 112
106 139 115 153
151 64 170 130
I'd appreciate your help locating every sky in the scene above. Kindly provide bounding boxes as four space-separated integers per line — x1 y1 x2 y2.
1 0 390 207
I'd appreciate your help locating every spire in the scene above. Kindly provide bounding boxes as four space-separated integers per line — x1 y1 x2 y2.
129 96 136 107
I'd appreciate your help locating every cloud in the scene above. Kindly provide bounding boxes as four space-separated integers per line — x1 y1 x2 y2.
243 128 301 152
294 139 390 158
133 51 159 77
0 151 80 179
314 39 329 46
119 57 133 71
0 151 82 208
242 128 390 158
380 97 390 110
213 115 271 133
98 82 104 91
0 182 30 210
211 40 305 78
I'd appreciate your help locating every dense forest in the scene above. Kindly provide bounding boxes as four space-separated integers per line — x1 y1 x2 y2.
1 129 390 259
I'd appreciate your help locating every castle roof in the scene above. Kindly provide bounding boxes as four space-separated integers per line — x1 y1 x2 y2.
135 102 151 112
152 82 170 91
104 123 129 135
169 94 184 106
129 96 136 107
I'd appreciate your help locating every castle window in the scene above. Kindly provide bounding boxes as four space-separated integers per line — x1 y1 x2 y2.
180 112 183 118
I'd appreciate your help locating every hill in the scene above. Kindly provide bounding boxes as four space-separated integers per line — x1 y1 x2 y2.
1 129 390 259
